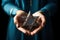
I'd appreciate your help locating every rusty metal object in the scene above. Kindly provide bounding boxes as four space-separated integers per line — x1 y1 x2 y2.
22 11 39 32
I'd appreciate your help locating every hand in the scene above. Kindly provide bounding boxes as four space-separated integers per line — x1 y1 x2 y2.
30 11 46 35
14 10 46 35
14 10 29 34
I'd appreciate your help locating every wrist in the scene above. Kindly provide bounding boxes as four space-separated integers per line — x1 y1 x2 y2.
38 11 44 14
38 11 46 17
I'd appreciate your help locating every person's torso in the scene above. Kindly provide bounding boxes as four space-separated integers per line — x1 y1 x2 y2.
13 0 48 13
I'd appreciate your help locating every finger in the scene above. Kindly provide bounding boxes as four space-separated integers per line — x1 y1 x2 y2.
31 25 42 35
27 30 31 35
40 15 46 27
14 15 24 27
14 15 18 24
36 18 42 25
37 13 46 27
14 15 21 28
16 24 18 27
31 28 38 35
31 32 34 35
32 12 40 17
25 30 31 35
18 27 27 33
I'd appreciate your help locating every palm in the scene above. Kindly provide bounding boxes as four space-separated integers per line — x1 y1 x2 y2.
14 10 46 35
14 10 29 34
31 11 46 35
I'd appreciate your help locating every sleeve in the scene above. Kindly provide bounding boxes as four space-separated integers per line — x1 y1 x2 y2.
40 0 57 17
1 0 21 16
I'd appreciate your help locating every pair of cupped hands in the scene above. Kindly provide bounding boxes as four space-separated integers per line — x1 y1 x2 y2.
14 10 46 36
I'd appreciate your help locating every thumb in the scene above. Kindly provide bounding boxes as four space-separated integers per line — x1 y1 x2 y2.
36 17 42 25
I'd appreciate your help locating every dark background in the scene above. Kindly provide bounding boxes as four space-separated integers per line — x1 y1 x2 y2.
0 0 59 40
0 0 9 40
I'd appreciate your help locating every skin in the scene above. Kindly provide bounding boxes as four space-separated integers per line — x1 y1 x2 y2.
14 10 46 36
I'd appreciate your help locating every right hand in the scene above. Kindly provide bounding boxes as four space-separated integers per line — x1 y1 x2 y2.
14 10 30 34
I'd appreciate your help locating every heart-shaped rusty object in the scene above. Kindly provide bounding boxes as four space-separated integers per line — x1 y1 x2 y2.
21 12 39 32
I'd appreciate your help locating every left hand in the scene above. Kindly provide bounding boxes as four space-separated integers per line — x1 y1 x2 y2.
30 11 46 35
14 10 30 34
